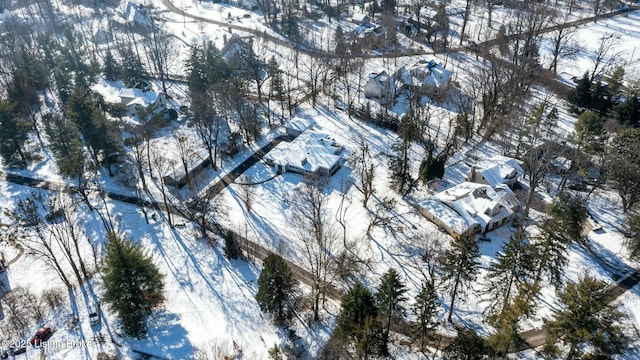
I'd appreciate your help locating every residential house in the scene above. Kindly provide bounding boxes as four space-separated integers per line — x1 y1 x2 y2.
419 182 521 238
363 58 452 103
122 2 153 28
467 155 524 188
351 13 370 25
163 148 211 188
118 88 165 116
221 34 253 60
228 0 258 9
284 118 315 137
264 129 345 176
364 71 394 101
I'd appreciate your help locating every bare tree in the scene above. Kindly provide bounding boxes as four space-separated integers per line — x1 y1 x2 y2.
335 181 352 247
142 26 177 94
288 176 337 321
351 139 376 208
547 18 581 74
8 192 73 289
151 149 176 228
590 33 621 83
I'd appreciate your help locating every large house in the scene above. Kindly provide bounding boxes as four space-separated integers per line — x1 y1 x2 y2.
364 58 452 103
118 88 165 116
122 2 153 28
419 182 521 238
467 155 524 188
265 129 345 177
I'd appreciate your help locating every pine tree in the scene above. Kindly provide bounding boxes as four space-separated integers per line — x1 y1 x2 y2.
533 192 588 288
442 327 488 360
102 232 164 338
119 47 149 89
388 115 418 194
0 99 31 164
568 72 592 110
223 231 242 259
376 268 407 340
335 283 388 358
255 253 298 326
607 128 640 212
623 213 640 260
484 230 535 317
440 234 480 323
544 276 629 360
103 50 120 82
412 281 439 352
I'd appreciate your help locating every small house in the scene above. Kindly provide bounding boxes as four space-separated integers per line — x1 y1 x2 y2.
468 155 524 188
284 118 315 137
264 129 345 177
118 88 165 116
351 13 370 25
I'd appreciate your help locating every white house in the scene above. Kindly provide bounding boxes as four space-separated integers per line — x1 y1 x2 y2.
228 0 258 9
468 155 524 188
419 182 521 238
351 13 370 25
284 118 315 137
118 88 164 115
363 59 452 102
264 129 345 176
122 2 153 28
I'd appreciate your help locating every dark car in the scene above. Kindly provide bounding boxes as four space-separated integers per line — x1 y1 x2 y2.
2 345 26 359
30 326 52 346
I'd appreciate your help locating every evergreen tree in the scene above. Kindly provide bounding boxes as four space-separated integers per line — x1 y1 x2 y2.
412 281 439 352
255 253 298 326
533 192 587 288
544 276 629 360
440 234 480 323
102 232 164 338
335 283 387 358
572 110 604 154
388 115 418 194
613 88 640 127
103 50 120 81
484 230 535 317
607 128 640 212
119 47 149 89
223 231 242 259
442 327 488 360
568 72 592 110
0 100 31 164
623 214 640 260
376 268 407 340
44 113 84 179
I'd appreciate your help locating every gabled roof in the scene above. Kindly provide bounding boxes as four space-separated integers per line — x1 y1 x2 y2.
285 118 315 133
119 88 161 107
473 155 524 187
265 130 344 174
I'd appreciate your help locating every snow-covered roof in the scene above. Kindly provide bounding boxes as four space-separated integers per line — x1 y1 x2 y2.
119 88 161 107
472 155 524 187
405 59 452 89
421 182 520 236
419 198 477 235
285 118 315 134
352 13 369 24
265 130 344 174
122 2 152 27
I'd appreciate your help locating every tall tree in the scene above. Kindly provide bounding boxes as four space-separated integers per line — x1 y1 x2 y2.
388 115 418 194
376 268 407 340
440 234 480 323
544 276 629 360
255 253 298 326
623 214 640 260
0 99 31 164
352 140 376 207
102 232 165 338
412 280 439 353
533 192 588 288
442 327 488 360
483 229 534 318
607 128 640 212
590 33 621 83
334 283 387 358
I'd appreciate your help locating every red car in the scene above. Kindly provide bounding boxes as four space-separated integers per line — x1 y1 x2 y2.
30 326 52 346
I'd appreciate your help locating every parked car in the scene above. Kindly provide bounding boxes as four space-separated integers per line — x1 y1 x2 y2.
2 345 27 358
30 326 52 346
89 308 100 326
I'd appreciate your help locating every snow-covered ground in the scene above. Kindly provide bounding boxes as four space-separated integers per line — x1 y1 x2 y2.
1 0 640 359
